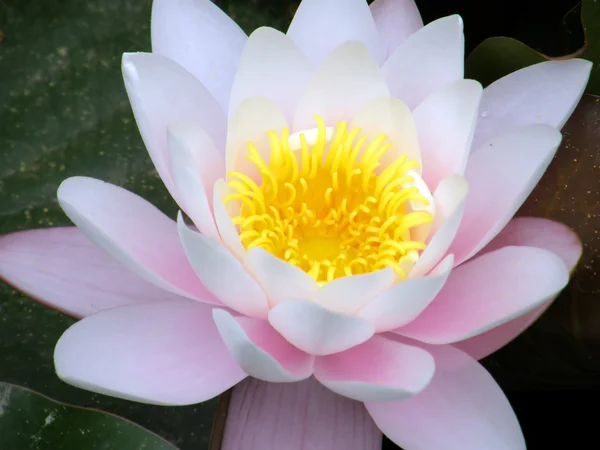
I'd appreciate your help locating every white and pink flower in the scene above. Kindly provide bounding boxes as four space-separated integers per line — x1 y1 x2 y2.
0 0 590 448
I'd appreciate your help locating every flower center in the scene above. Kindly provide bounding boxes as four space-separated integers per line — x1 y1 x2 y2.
224 115 433 284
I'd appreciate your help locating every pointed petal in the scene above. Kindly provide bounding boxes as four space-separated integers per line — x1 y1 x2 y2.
167 123 223 239
294 42 389 130
314 335 434 402
411 174 468 277
366 344 525 450
383 15 464 110
229 27 311 122
395 246 569 344
350 96 421 170
54 300 246 405
269 300 375 356
226 96 288 177
413 79 482 190
213 180 246 257
473 59 592 149
122 53 226 202
57 177 219 304
287 0 383 65
177 214 268 318
151 0 247 110
0 227 184 318
222 378 382 450
313 269 395 314
359 255 454 332
370 0 423 58
449 125 562 264
244 248 319 307
454 217 583 359
213 309 314 382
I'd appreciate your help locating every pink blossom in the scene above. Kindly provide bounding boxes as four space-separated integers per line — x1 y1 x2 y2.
0 0 590 448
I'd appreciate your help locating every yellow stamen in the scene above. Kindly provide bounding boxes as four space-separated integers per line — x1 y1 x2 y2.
225 116 433 284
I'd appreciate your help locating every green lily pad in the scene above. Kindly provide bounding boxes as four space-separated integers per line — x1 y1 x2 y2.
465 0 600 94
0 382 176 450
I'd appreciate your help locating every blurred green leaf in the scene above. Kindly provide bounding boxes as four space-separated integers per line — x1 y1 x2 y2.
0 383 176 450
465 0 600 94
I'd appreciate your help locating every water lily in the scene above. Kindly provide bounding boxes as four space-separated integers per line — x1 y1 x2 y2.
0 0 590 448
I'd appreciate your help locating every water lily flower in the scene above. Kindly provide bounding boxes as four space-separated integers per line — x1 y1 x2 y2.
0 0 590 448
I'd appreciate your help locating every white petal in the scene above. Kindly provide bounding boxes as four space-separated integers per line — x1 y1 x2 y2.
294 42 390 131
213 180 246 257
244 248 319 306
383 15 464 109
370 0 423 58
177 213 268 318
213 309 314 382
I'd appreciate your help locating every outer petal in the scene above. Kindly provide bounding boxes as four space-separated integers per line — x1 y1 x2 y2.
350 96 421 170
177 214 268 318
411 174 468 277
359 255 454 332
269 300 375 356
54 300 247 405
151 0 247 110
222 378 382 450
473 59 592 149
413 79 482 190
229 27 311 122
366 344 525 450
383 15 464 110
454 217 583 359
293 42 390 130
213 309 314 382
167 123 223 239
370 0 423 59
244 248 319 307
57 177 220 304
314 335 434 402
122 53 226 203
313 269 395 315
0 227 183 318
395 246 569 344
449 125 562 264
287 0 383 65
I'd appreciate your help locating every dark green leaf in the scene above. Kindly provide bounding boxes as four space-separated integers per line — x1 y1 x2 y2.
465 0 600 94
0 383 176 450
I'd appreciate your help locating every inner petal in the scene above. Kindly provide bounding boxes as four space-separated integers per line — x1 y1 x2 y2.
224 116 433 284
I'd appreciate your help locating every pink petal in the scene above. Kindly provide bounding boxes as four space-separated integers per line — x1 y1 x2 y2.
293 42 389 130
448 124 562 264
212 309 314 382
454 217 583 359
167 123 224 239
314 269 395 315
57 177 219 304
383 15 464 110
0 227 184 318
473 59 592 149
54 300 246 405
177 213 269 318
314 335 434 402
411 174 468 277
370 0 423 59
229 27 311 122
244 248 319 307
395 246 569 344
413 79 482 190
366 344 525 450
268 300 375 356
287 0 383 65
151 0 247 110
122 53 226 204
222 378 382 450
359 255 454 332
